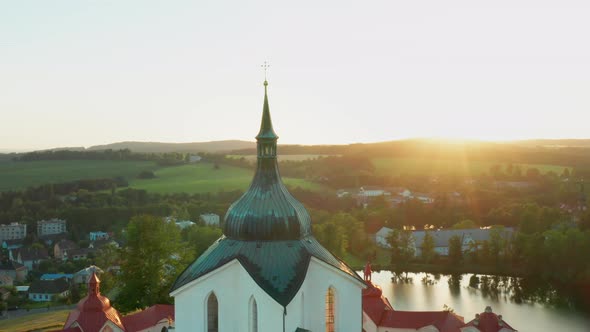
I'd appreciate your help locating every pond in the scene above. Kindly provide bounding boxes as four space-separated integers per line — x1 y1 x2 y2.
371 271 590 332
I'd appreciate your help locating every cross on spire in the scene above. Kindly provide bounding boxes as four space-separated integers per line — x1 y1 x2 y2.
261 61 270 82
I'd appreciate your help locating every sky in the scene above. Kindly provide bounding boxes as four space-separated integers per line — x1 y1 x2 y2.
1 0 589 152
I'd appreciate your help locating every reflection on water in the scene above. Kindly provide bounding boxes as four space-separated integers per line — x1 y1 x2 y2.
370 271 590 332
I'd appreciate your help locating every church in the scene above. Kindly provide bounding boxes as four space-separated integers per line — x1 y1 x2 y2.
170 79 366 331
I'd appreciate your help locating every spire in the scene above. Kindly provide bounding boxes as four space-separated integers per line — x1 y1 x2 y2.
222 79 312 241
256 80 278 141
89 272 100 295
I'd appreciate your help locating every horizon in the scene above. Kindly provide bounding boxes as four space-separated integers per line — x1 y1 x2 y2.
3 136 590 154
2 1 589 151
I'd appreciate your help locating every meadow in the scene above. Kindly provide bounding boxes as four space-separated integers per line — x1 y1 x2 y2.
372 157 570 177
0 309 70 332
0 160 158 192
128 163 326 194
0 157 570 194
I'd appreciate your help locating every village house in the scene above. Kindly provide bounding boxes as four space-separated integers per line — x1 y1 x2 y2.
39 233 69 246
28 277 70 302
65 248 95 261
41 273 74 281
199 213 220 227
175 220 195 230
73 265 103 284
54 239 78 260
412 228 515 257
89 231 109 241
2 239 24 252
362 280 465 332
460 306 517 332
37 218 67 237
0 222 27 241
53 272 174 332
375 227 514 257
0 274 13 287
0 260 28 282
16 247 49 270
89 239 120 250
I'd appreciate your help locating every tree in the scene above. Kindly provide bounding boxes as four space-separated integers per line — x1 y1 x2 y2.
448 235 463 266
182 225 222 260
388 229 415 275
561 168 571 178
117 215 183 312
451 219 477 230
421 231 436 263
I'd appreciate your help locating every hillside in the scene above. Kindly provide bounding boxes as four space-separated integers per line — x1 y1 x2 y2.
511 139 590 148
87 140 255 153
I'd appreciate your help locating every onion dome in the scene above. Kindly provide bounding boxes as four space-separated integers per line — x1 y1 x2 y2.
63 272 125 331
223 80 312 240
171 80 364 307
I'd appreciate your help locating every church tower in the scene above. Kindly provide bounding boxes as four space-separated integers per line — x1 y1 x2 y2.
170 80 365 332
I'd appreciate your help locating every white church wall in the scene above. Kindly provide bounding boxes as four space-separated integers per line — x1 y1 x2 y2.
299 257 364 332
172 259 286 332
362 311 378 332
172 256 365 332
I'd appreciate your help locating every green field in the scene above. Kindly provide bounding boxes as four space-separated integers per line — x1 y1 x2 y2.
0 160 159 191
128 163 326 194
0 309 69 332
372 157 570 177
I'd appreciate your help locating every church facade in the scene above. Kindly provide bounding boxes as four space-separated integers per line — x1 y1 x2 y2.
170 80 366 332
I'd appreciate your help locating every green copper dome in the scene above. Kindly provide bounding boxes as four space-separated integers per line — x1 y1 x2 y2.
223 81 312 240
171 80 364 306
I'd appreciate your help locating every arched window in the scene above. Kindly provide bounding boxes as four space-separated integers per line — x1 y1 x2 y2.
325 287 335 332
206 292 219 332
249 296 258 332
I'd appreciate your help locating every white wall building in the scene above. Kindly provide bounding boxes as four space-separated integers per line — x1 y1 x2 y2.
200 213 220 227
175 220 196 230
89 231 109 241
0 222 27 241
375 227 393 247
37 218 67 236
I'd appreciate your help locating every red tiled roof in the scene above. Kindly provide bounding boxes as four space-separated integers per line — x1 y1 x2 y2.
381 310 464 332
362 281 464 332
122 304 174 332
63 272 125 332
463 309 516 332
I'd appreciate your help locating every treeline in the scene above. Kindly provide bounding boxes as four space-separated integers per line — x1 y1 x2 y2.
232 139 590 169
0 177 348 242
0 181 241 242
14 149 188 166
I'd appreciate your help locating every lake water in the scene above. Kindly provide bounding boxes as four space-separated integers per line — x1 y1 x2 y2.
370 271 590 332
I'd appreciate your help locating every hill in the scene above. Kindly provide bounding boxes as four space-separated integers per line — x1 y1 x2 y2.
87 140 255 153
511 139 590 148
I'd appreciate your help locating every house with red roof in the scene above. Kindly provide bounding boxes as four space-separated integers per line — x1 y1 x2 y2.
54 272 174 332
362 281 465 332
460 306 517 332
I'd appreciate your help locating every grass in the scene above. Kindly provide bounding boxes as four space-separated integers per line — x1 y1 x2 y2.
127 163 327 194
0 160 325 194
0 309 69 332
372 157 570 177
0 160 158 192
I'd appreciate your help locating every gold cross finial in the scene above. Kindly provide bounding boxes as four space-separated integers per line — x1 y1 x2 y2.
261 61 270 82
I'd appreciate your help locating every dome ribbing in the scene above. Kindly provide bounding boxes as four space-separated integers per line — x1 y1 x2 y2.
223 80 312 240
